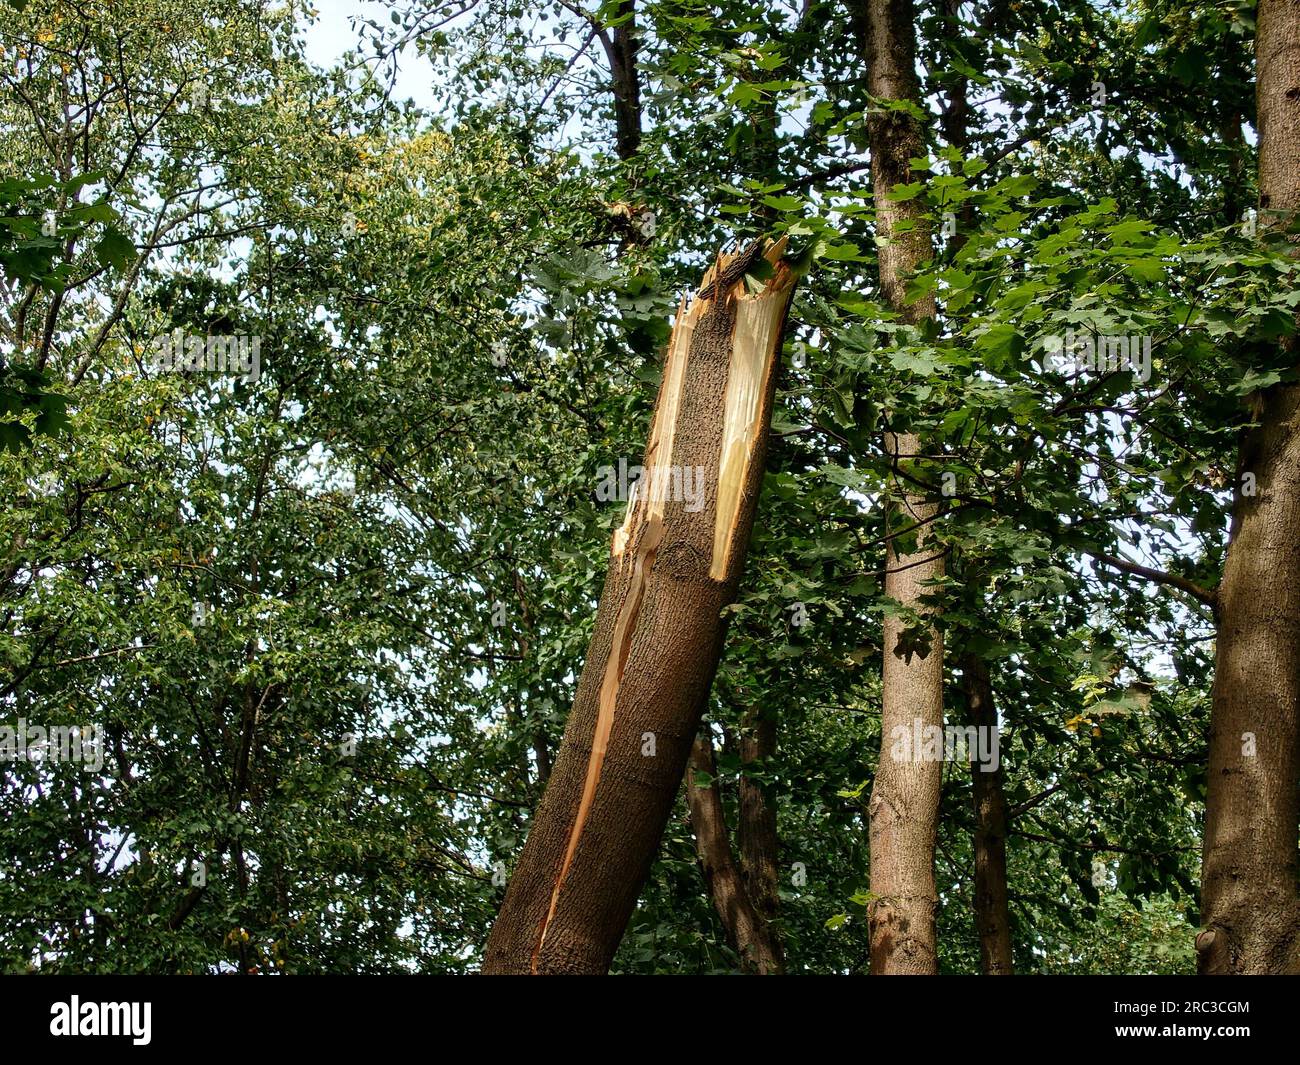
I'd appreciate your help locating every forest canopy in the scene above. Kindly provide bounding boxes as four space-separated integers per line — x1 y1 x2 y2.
1 0 1298 977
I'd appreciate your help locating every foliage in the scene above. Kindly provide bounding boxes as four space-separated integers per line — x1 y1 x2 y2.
0 0 1287 973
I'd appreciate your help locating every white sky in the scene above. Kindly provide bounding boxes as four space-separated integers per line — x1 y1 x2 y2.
299 0 442 111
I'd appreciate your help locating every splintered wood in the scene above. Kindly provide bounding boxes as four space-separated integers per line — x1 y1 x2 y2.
530 239 793 970
533 514 664 970
712 254 789 579
611 292 694 566
613 238 791 576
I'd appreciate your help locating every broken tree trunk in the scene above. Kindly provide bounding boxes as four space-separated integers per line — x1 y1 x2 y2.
481 240 796 974
1197 0 1300 976
686 731 784 974
850 0 946 975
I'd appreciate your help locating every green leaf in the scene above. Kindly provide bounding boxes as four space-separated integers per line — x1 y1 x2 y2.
94 226 135 270
886 181 925 202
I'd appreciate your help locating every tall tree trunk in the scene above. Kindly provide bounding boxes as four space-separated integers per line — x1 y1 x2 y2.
609 0 642 161
685 731 783 973
482 241 796 974
937 1 1012 975
848 0 946 975
738 708 782 945
1198 0 1300 975
961 654 1013 975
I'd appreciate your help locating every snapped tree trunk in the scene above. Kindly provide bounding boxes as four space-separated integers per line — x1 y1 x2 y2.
1198 0 1300 976
849 0 946 975
961 654 1013 975
685 731 784 974
482 240 796 974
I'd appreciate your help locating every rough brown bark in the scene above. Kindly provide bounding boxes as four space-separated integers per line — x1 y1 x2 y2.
481 241 795 974
609 1 642 161
738 709 782 940
848 0 945 975
1255 0 1300 236
961 654 1013 975
685 732 784 974
1198 0 1300 977
1199 0 1300 973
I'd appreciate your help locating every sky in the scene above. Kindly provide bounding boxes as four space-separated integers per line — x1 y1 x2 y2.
299 0 442 111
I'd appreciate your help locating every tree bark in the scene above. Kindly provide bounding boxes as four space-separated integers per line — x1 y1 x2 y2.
685 732 784 974
609 1 642 161
848 0 945 975
482 240 795 974
1198 0 1300 976
936 0 1011 977
738 709 782 943
961 654 1013 975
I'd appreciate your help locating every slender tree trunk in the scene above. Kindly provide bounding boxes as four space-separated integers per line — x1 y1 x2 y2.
936 2 1012 975
482 241 795 974
938 0 970 189
609 1 642 161
685 731 784 973
738 709 782 944
847 0 945 975
1199 0 1300 975
1220 108 1247 230
961 654 1013 975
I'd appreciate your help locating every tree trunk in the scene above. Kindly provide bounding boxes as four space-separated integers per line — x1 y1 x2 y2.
1198 0 1300 976
738 709 782 944
482 240 795 974
685 732 783 974
848 0 945 975
935 0 1011 977
609 1 642 161
962 654 1013 975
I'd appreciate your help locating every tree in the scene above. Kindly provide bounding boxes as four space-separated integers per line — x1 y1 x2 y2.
482 239 795 974
4 0 1296 979
961 654 1013 974
1197 0 1300 976
848 0 945 975
685 728 783 973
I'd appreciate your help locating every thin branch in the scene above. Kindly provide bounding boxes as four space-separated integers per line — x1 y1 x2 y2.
1085 550 1219 614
